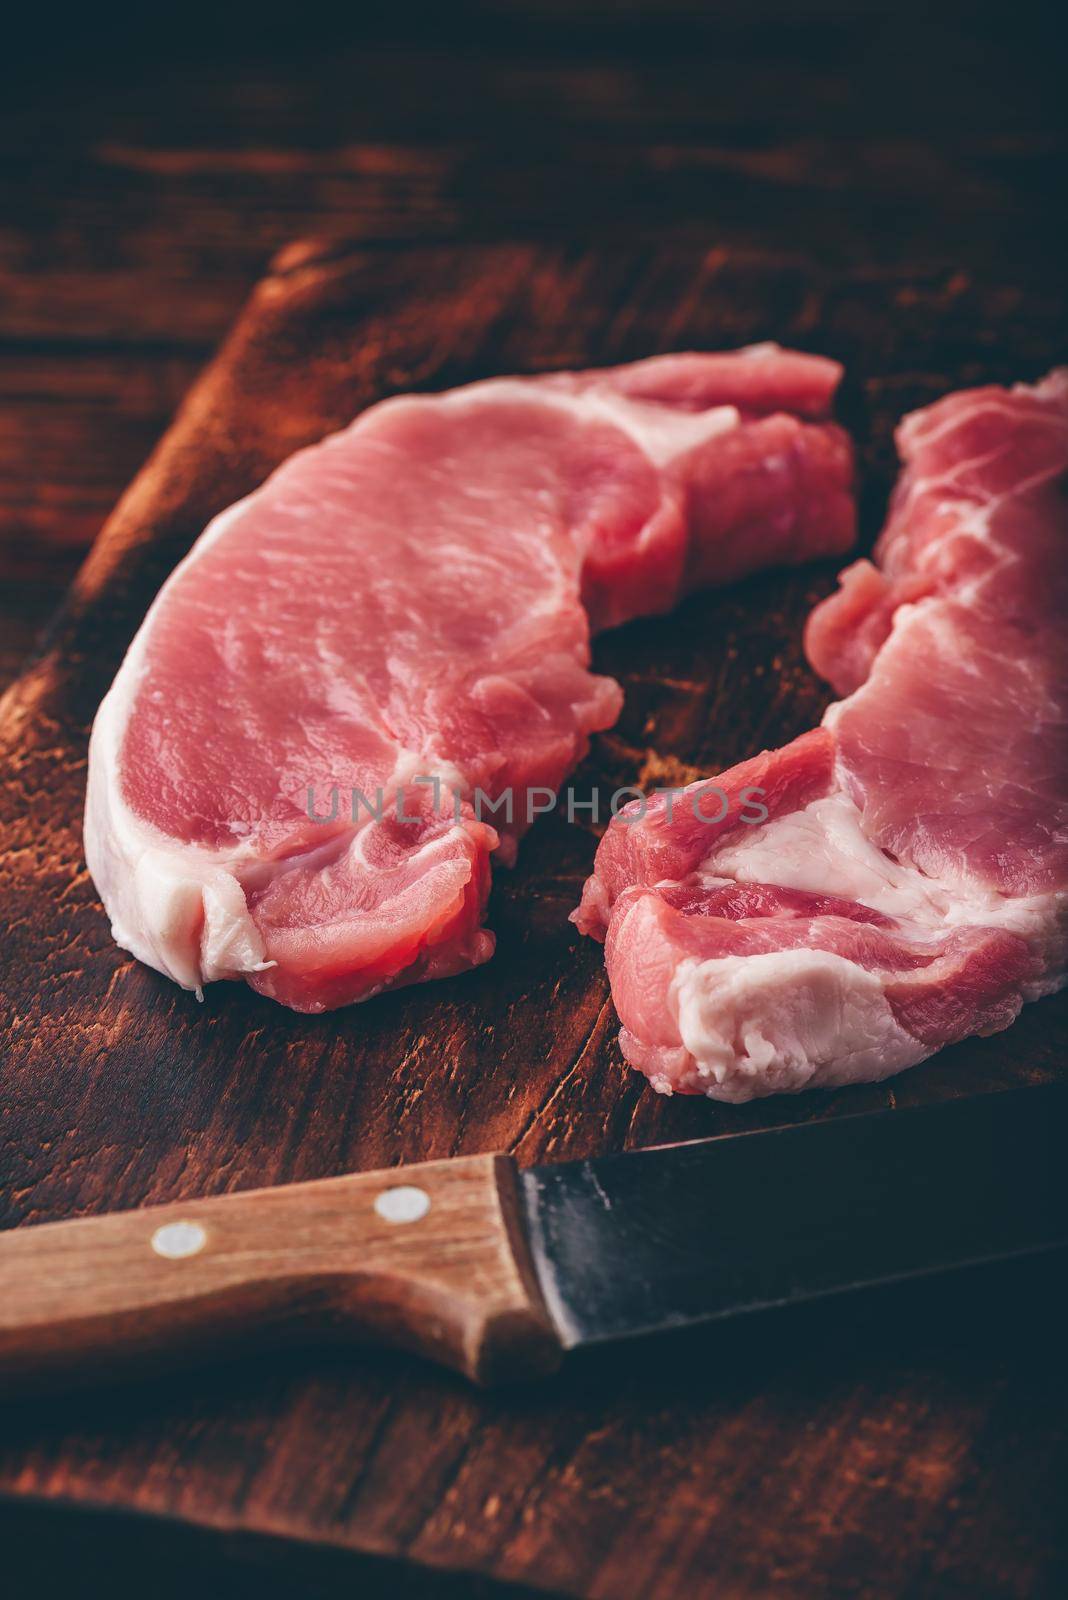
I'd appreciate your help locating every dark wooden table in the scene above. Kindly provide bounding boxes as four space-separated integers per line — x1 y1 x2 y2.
1 6 1066 1596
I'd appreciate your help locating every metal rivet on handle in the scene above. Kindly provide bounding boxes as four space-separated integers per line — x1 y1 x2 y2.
374 1186 431 1224
151 1220 208 1259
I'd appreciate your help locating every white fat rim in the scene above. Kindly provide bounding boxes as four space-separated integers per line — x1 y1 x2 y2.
670 948 929 1103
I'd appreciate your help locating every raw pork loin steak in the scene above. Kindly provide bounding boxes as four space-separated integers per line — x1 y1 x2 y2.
576 370 1068 1101
86 347 855 1011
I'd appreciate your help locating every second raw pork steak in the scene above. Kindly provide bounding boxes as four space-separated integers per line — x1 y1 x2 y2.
85 347 854 1012
575 371 1068 1100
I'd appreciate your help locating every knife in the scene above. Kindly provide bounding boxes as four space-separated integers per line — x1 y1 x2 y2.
1 1085 1065 1389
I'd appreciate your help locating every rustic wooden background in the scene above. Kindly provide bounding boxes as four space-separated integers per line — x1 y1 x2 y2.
1 4 1066 1596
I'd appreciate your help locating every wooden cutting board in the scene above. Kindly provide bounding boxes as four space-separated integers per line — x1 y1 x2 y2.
1 241 1066 1599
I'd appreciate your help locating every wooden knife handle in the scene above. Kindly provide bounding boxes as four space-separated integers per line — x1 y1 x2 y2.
0 1155 562 1389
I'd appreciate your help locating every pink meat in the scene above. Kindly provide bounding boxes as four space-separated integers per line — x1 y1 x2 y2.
576 370 1068 1101
806 373 1068 695
86 346 854 1012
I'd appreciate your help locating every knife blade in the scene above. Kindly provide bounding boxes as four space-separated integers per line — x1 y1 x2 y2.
518 1083 1068 1352
1 1084 1065 1391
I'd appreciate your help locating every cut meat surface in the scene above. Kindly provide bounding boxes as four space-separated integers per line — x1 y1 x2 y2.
86 346 855 1012
575 370 1068 1100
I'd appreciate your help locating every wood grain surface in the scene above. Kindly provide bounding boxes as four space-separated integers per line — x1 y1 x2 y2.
2 237 1067 1600
2 5 1067 1596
